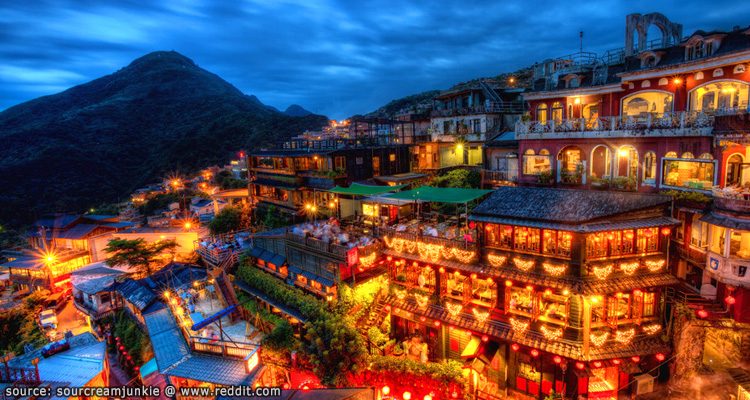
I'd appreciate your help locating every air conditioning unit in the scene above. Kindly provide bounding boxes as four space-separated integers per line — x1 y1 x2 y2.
633 373 655 395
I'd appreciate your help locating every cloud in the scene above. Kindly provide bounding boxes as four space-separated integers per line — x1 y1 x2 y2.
0 0 749 118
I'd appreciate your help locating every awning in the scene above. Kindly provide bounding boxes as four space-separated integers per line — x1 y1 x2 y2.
461 336 482 358
139 358 158 379
385 186 493 204
701 211 750 230
328 183 406 196
464 341 500 374
250 247 286 266
362 195 415 206
469 215 680 233
288 266 335 287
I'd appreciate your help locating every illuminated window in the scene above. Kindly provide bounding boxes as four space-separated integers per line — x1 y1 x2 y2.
662 158 714 190
539 291 569 325
446 272 466 301
470 276 497 307
542 230 572 257
514 227 540 253
642 292 655 317
536 103 548 123
730 230 750 259
643 151 657 184
689 81 749 112
610 230 635 256
485 224 512 249
708 224 724 253
636 228 659 253
622 92 673 117
522 149 552 175
506 286 535 317
551 101 564 123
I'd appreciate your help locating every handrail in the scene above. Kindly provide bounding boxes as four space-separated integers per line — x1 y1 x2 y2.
516 111 715 137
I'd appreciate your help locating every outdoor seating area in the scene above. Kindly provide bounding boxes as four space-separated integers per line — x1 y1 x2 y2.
196 230 252 265
290 218 378 249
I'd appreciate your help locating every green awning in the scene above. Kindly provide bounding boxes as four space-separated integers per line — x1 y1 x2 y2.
328 183 406 196
384 186 492 204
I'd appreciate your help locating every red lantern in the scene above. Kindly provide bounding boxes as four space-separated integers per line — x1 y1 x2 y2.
612 359 621 365
553 356 562 364
387 256 392 262
697 309 709 318
433 321 441 327
471 273 477 279
439 267 445 273
134 366 139 372
419 316 426 322
469 221 476 229
115 337 120 341
656 353 666 361
575 362 585 370
481 335 489 342
385 305 391 311
505 280 513 287
661 227 671 236
119 345 125 351
126 355 132 361
485 225 492 231
530 349 540 357
592 361 602 368
631 356 641 363
725 295 736 305
511 343 520 352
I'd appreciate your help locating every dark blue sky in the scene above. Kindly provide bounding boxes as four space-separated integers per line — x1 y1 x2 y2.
2 1 750 119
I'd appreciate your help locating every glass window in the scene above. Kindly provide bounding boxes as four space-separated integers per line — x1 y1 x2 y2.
637 228 659 253
643 151 657 184
708 225 724 253
642 292 655 317
682 152 695 159
507 286 535 316
446 272 466 301
551 102 564 123
471 277 497 307
486 224 512 249
586 233 608 259
690 81 750 112
662 159 714 190
537 104 548 123
590 146 611 179
726 154 745 187
730 230 750 259
665 151 677 158
675 211 686 243
523 150 551 175
622 92 673 117
514 227 540 253
542 230 572 257
539 291 568 324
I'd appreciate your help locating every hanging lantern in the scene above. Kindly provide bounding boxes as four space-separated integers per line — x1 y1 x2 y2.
526 285 534 291
625 232 634 240
403 391 412 400
553 356 562 364
631 356 641 363
612 359 621 365
119 345 125 351
471 273 477 279
433 321 441 327
387 256 393 262
575 362 585 370
592 361 602 368
655 353 666 361
419 316 426 322
607 233 614 241
469 221 476 229
511 343 520 351
661 227 671 236
505 280 513 287
439 267 445 273
531 349 540 357
381 386 390 395
697 309 709 318
544 289 552 296
482 335 489 342
725 295 736 305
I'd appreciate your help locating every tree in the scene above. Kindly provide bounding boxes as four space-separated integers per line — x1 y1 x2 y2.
209 206 242 234
432 168 480 188
104 238 178 277
260 206 289 230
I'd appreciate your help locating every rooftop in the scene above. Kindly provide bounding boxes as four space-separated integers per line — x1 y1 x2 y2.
71 262 127 295
471 187 672 224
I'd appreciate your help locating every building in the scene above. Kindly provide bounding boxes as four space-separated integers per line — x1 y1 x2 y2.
482 131 520 187
71 262 126 321
382 187 677 398
411 82 524 172
248 140 411 220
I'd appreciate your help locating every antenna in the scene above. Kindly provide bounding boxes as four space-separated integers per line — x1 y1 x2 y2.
579 31 584 54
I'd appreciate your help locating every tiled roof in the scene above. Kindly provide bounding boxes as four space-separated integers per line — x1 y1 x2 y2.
166 354 260 386
71 263 126 295
471 187 671 224
55 224 100 239
34 214 80 229
143 308 190 373
581 273 680 295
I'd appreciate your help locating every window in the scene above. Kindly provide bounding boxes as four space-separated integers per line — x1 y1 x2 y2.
730 230 750 259
662 158 715 190
540 291 569 325
389 153 396 162
372 156 380 176
514 227 540 253
536 104 548 123
590 145 611 179
690 219 712 248
485 224 513 249
335 156 345 170
446 272 466 301
643 151 657 184
622 92 673 117
471 119 481 133
642 292 656 317
542 230 572 257
506 286 535 316
682 152 695 159
551 102 564 123
355 157 363 165
686 40 713 60
733 264 748 277
689 81 750 112
726 154 744 186
675 211 687 243
735 64 747 74
665 151 677 158
707 224 723 253
637 228 659 253
522 149 552 175
470 276 497 307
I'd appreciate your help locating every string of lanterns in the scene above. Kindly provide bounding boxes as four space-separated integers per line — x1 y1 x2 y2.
590 258 666 279
383 236 477 263
359 252 377 267
542 262 567 276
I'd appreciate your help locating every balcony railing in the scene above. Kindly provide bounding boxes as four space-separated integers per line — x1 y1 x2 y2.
189 336 258 359
380 227 478 252
481 169 517 184
516 111 714 139
712 188 750 214
705 251 750 288
285 231 349 258
431 101 525 117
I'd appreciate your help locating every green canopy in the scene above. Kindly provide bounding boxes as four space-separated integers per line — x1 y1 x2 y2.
384 186 492 204
328 183 406 196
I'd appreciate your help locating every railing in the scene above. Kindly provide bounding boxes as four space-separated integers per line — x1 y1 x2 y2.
0 366 40 384
73 298 116 320
189 337 258 359
196 246 236 267
674 245 707 267
285 231 349 258
431 102 525 118
712 188 750 214
380 227 478 251
481 169 517 183
516 111 715 138
706 250 750 288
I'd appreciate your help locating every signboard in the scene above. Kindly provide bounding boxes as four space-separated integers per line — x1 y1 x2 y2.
709 257 720 271
347 247 359 267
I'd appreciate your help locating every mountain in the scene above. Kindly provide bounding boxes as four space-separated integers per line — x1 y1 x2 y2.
0 51 328 226
283 104 313 117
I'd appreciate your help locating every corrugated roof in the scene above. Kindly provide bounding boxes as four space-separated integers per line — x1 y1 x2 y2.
144 308 190 373
249 247 286 267
71 263 126 295
700 211 750 230
166 354 259 386
328 183 406 196
36 341 106 387
55 224 99 239
288 266 334 287
385 186 493 204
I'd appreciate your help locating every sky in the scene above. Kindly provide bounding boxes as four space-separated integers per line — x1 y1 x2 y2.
1 1 750 119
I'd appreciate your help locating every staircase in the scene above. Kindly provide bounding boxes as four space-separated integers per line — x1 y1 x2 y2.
666 283 726 314
357 292 389 334
209 268 241 321
564 295 583 341
479 80 503 103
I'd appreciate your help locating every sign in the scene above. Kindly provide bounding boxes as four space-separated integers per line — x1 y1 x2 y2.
709 257 720 271
347 247 359 267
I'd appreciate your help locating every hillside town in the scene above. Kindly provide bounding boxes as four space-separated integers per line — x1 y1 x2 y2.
3 12 750 400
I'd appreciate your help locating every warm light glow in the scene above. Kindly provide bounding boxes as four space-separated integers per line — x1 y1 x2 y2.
540 325 563 341
553 356 562 364
403 391 412 400
381 386 390 395
487 254 507 267
656 353 666 361
505 280 513 287
184 222 192 229
590 331 609 347
573 97 581 105
618 148 629 157
511 343 520 351
576 362 585 370
455 143 464 152
673 78 682 85
530 349 540 357
615 328 635 344
472 308 489 324
509 317 530 333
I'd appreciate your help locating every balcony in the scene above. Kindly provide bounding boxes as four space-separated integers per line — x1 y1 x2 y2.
285 231 350 259
713 188 750 214
706 250 750 288
481 169 517 185
430 101 525 118
515 111 714 139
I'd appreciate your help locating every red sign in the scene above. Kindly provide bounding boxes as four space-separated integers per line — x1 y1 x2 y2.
347 247 359 266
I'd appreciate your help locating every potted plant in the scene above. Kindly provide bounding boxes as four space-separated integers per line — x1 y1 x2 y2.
590 176 610 190
537 170 554 185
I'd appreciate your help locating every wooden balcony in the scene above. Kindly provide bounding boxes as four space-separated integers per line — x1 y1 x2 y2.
285 231 349 259
712 188 750 214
